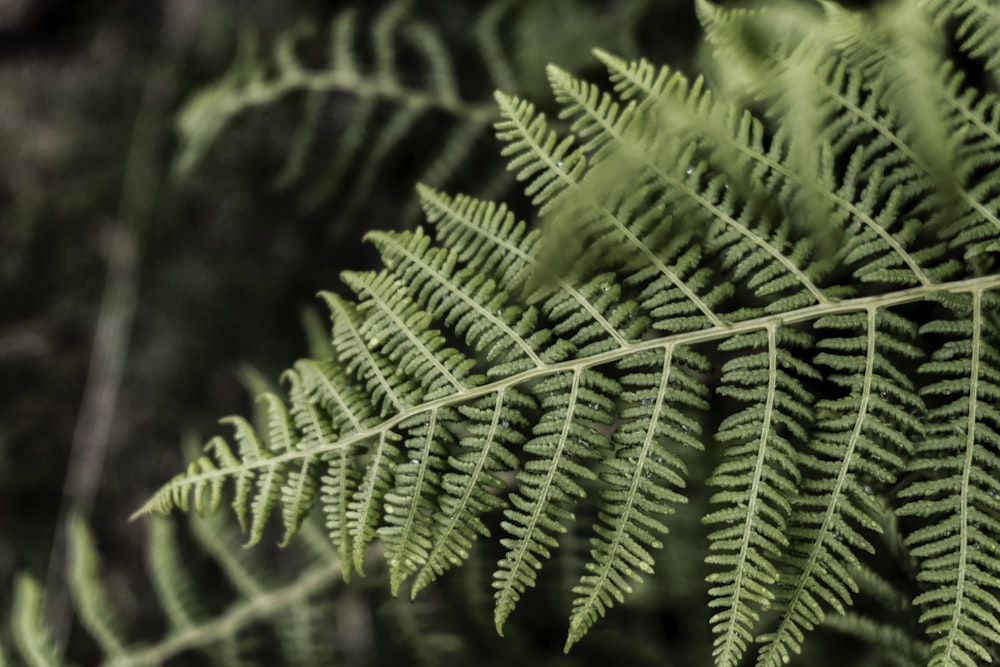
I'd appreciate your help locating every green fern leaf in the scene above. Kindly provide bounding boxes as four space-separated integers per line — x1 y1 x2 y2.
547 63 635 160
381 409 456 594
899 290 1000 667
367 228 547 372
494 367 617 634
11 509 352 667
566 345 710 650
268 381 320 548
344 429 402 576
341 269 479 396
757 308 925 666
221 415 281 546
493 91 587 214
146 518 245 666
411 388 528 596
135 1 1000 663
173 0 520 229
417 186 538 293
704 326 817 667
919 0 1000 75
288 362 362 568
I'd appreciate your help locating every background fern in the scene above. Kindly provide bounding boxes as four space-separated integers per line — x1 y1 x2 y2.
12 508 463 666
173 0 668 234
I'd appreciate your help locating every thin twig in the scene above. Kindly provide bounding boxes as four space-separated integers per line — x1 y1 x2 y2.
43 57 174 651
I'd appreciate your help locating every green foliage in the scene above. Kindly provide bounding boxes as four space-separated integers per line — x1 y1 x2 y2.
8 0 1000 665
124 0 1000 664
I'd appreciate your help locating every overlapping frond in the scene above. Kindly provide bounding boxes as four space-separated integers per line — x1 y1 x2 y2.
549 54 834 317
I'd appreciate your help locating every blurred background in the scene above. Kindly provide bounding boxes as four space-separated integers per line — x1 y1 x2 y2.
0 1 710 664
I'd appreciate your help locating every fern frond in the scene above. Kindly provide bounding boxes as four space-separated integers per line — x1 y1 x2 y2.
344 429 402 576
598 47 955 296
174 0 503 229
323 291 412 416
340 269 479 396
277 372 323 547
704 326 817 667
173 0 659 232
493 92 588 214
497 80 734 328
542 58 833 315
417 186 538 291
136 1 1000 662
824 0 965 199
474 0 517 93
411 388 529 596
220 414 282 545
287 362 362 568
8 511 354 667
367 228 547 372
757 308 925 666
547 63 636 160
147 518 246 667
494 367 618 633
256 391 314 547
196 514 339 667
565 345 710 650
418 186 646 349
919 0 1000 73
899 290 1000 666
148 518 206 631
939 72 1000 265
701 0 1000 273
380 409 456 594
